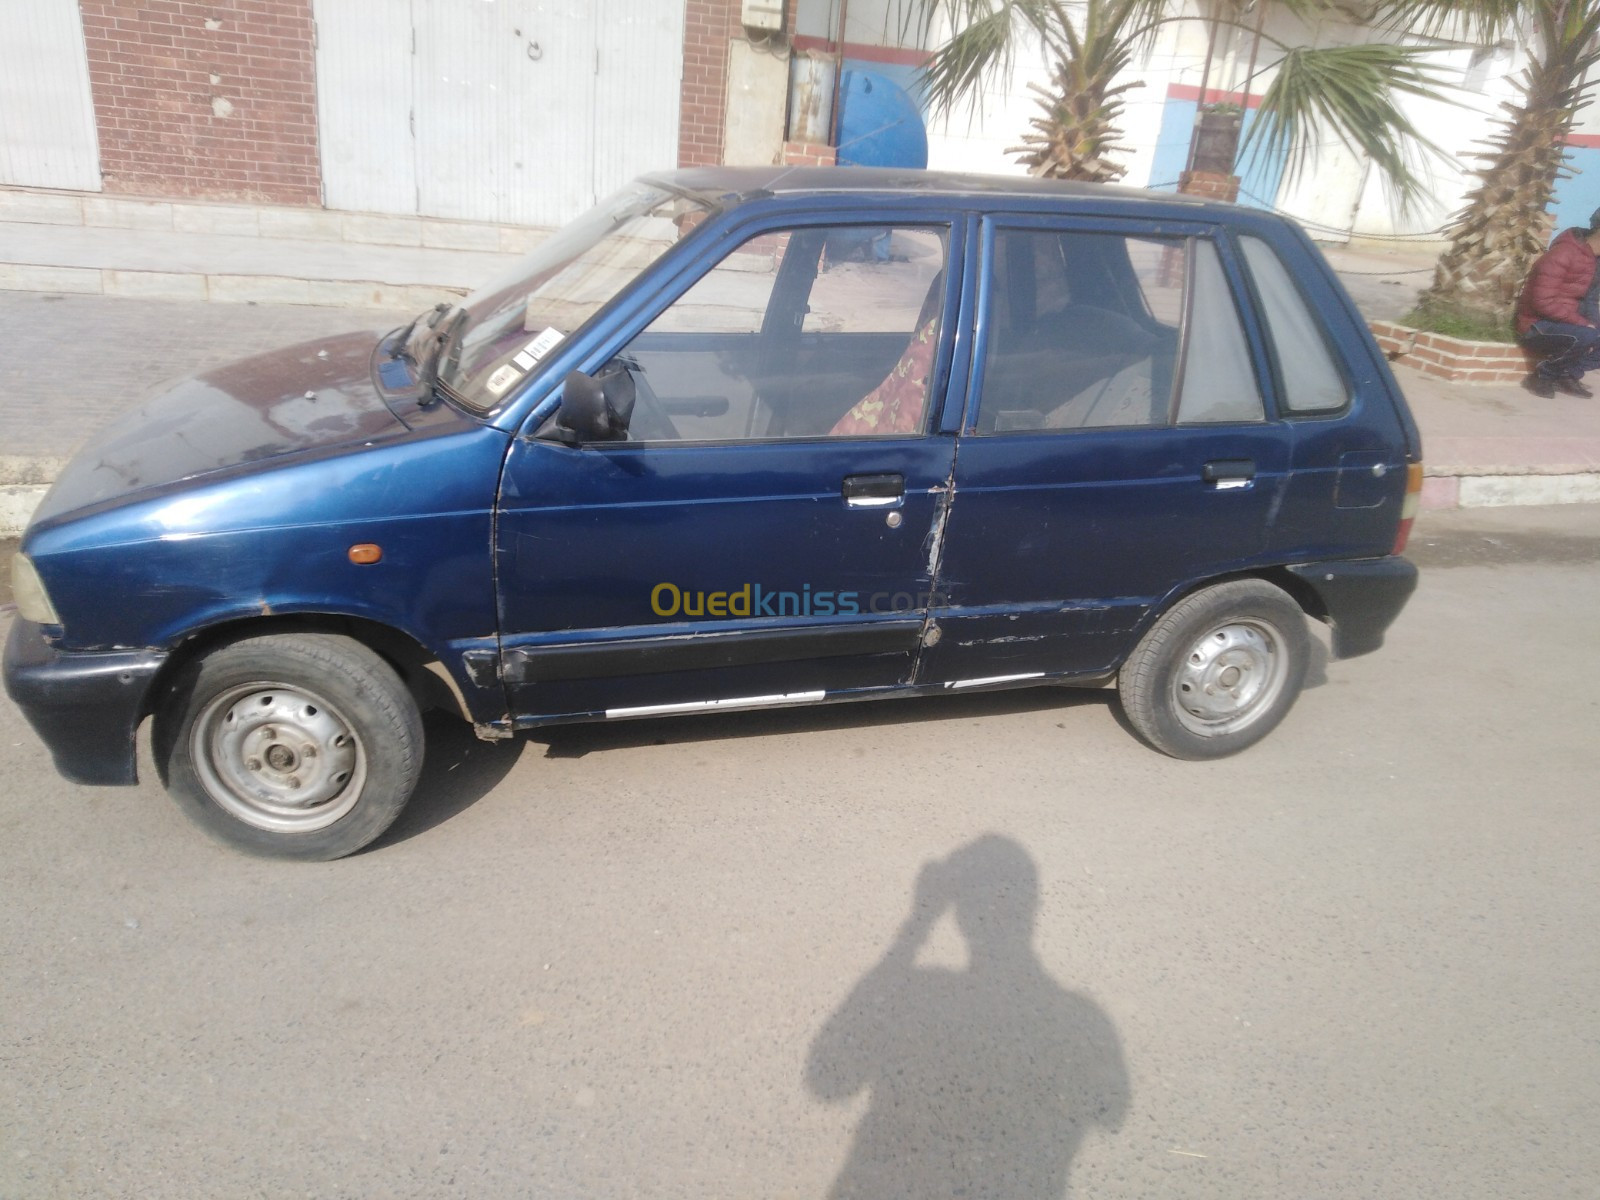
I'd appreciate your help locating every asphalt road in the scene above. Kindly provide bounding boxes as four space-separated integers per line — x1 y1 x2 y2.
2 506 1598 1199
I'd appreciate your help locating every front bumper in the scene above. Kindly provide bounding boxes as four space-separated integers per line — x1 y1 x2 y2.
3 618 167 786
1286 556 1419 659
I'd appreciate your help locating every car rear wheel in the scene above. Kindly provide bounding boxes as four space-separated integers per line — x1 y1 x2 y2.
1117 579 1308 760
155 633 423 860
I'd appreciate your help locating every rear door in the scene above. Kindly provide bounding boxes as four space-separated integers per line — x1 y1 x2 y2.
919 215 1291 685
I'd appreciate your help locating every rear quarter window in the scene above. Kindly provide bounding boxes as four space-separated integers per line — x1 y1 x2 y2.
1237 235 1351 414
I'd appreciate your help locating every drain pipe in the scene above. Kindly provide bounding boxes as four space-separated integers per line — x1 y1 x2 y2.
1183 4 1223 176
830 0 850 149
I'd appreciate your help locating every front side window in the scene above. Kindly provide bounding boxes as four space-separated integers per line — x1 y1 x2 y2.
975 229 1264 433
557 224 949 443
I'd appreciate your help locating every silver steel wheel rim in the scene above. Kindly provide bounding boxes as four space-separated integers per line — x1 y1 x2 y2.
191 682 366 833
1171 618 1289 737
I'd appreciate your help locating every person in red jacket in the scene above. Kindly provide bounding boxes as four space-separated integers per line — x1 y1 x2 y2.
1516 209 1600 397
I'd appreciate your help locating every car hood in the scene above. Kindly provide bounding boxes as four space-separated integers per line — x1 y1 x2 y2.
31 330 409 526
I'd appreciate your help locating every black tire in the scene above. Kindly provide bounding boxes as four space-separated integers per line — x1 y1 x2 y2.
154 633 424 860
1117 579 1309 760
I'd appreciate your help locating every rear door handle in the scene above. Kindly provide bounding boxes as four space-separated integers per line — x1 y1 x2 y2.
1202 459 1256 490
842 473 905 507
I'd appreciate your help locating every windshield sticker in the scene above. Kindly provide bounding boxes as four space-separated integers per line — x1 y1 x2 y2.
512 327 565 371
484 363 523 397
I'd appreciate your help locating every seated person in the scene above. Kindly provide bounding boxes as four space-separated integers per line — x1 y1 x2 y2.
1517 208 1600 399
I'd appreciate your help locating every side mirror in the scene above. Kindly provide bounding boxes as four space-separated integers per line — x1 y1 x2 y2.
554 366 634 443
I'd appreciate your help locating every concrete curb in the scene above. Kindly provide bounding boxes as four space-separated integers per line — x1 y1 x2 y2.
0 262 469 310
2 456 1595 538
0 186 550 256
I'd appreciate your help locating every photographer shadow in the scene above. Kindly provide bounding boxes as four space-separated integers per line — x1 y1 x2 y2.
807 835 1128 1199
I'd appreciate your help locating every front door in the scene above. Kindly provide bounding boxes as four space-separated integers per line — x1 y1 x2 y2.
921 217 1291 684
495 217 964 722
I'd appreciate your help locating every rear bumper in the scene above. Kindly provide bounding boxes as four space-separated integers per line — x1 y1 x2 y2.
2 618 167 786
1286 556 1418 659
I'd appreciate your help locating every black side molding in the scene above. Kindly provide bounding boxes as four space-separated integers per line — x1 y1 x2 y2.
1286 556 1419 659
503 620 924 684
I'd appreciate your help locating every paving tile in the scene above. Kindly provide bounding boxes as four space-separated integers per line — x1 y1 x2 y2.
0 191 84 225
82 197 174 231
0 221 509 289
0 291 411 460
421 219 505 252
259 208 344 241
205 275 315 305
499 227 548 255
172 203 261 237
0 264 101 293
105 270 208 301
343 213 424 247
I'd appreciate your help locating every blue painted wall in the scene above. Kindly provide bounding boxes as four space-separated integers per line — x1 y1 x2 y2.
1549 144 1600 233
1146 95 1287 210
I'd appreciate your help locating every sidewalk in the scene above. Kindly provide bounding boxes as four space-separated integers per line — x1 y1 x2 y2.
0 218 504 308
2 216 1599 534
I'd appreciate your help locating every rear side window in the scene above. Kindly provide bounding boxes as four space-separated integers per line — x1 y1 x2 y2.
1176 241 1267 424
1237 236 1349 414
975 229 1264 433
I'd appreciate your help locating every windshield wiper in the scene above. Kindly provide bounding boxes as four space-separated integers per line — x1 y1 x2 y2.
392 301 452 367
417 308 470 407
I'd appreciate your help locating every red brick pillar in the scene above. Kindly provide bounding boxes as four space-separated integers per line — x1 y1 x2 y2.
678 0 741 167
1177 170 1240 203
679 2 801 168
782 142 836 166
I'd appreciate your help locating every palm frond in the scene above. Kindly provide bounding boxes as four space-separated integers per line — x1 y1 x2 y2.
1243 42 1455 209
901 0 1053 112
916 4 1028 113
1369 0 1545 45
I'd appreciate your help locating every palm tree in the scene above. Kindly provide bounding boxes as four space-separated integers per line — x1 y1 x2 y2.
905 0 1448 200
1384 2 1600 325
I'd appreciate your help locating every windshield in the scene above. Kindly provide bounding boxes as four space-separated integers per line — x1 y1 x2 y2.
435 182 713 410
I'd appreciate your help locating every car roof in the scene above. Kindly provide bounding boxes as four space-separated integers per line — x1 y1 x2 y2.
640 165 1270 225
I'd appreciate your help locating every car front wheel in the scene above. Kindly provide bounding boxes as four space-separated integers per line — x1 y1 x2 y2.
1117 579 1309 760
155 633 424 860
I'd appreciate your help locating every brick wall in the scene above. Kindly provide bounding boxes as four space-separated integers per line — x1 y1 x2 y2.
782 142 835 166
1369 319 1534 383
679 0 740 168
679 2 799 169
1177 170 1239 203
79 0 321 205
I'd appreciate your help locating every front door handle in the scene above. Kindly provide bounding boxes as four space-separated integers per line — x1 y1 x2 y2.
1202 459 1256 490
842 473 905 507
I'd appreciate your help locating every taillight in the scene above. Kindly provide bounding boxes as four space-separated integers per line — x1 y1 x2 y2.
1392 461 1424 554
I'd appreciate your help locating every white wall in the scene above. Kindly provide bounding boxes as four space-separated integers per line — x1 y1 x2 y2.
918 3 1274 188
1344 40 1522 244
0 0 101 192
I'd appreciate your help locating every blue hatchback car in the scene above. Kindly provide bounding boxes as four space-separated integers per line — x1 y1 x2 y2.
5 168 1421 859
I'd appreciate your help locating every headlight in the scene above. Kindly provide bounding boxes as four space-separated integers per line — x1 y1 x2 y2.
11 554 61 626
